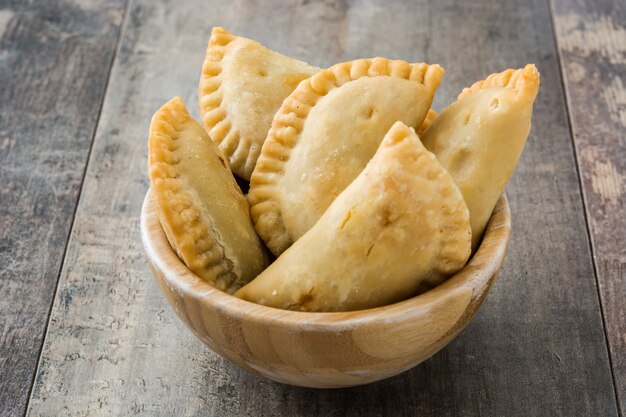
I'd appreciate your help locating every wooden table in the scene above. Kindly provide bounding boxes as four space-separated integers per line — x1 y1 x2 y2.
1 0 624 415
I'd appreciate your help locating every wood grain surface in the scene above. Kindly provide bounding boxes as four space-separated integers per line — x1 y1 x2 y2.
18 0 619 415
550 0 626 413
0 1 125 416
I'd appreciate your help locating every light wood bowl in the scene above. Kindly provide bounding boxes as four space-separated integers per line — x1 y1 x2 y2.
140 189 511 388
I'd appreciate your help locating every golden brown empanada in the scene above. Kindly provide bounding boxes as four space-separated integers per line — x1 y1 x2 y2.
422 64 540 249
236 122 471 312
199 27 319 180
149 97 268 293
248 58 445 255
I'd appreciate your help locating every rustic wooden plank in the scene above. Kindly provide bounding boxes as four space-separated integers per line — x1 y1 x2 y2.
0 1 126 416
550 0 626 413
26 0 618 415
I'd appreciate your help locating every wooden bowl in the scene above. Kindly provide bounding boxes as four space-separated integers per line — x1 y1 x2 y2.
141 189 511 388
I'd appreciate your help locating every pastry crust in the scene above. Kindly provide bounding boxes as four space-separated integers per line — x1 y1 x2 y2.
236 122 471 312
199 27 319 180
458 64 539 100
417 108 437 136
248 58 445 255
149 97 268 293
423 64 540 249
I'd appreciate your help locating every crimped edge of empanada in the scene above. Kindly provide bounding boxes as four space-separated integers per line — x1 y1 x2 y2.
149 97 238 292
248 58 445 255
198 27 251 178
417 108 437 136
458 64 540 101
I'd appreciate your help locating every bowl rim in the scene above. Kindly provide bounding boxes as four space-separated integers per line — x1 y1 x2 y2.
141 189 511 330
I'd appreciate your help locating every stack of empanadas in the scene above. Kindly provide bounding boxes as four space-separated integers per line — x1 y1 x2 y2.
148 27 540 311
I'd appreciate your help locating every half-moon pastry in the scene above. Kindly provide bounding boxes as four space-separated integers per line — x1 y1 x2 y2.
199 27 319 180
236 121 471 312
149 97 268 293
248 58 445 255
422 64 540 249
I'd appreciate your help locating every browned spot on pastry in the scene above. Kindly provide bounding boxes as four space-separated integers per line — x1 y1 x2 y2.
339 209 352 229
380 206 398 227
299 292 314 307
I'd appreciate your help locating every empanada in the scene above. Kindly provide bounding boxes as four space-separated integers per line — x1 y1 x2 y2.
249 58 445 255
422 64 540 249
236 121 471 312
199 27 319 180
149 97 268 293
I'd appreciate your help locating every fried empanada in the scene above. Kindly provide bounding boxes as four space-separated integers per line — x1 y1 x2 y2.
199 27 319 180
249 58 445 255
236 122 471 312
149 97 268 293
422 64 540 249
